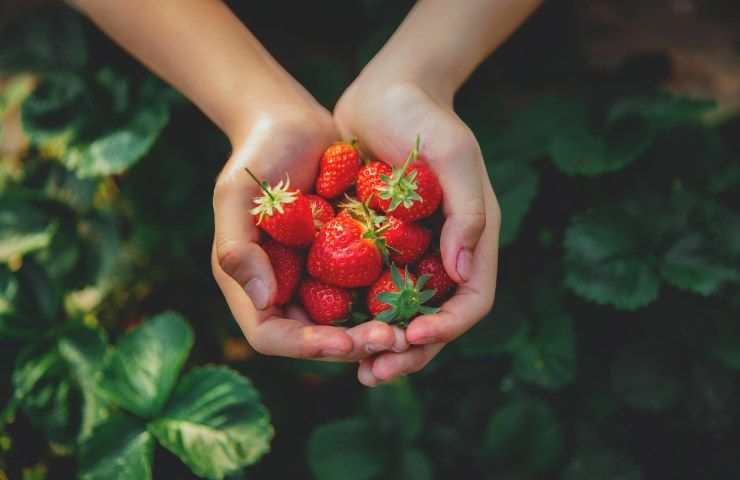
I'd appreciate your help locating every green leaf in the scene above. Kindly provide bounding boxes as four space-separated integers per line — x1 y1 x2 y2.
22 73 170 178
513 312 577 390
612 341 684 411
687 362 738 434
561 426 642 480
458 291 529 357
549 115 652 176
711 312 740 371
606 91 715 130
660 232 737 296
483 397 564 475
148 366 273 479
21 72 90 143
60 104 169 178
99 311 193 419
364 378 424 442
0 195 57 262
389 448 433 480
12 323 108 446
308 417 390 480
78 415 154 480
490 96 581 163
0 6 87 72
563 208 660 310
488 161 539 247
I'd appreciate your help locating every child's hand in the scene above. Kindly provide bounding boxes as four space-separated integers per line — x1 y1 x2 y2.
212 103 408 361
335 76 501 385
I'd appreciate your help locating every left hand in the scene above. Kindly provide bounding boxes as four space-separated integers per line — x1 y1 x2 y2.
334 73 501 386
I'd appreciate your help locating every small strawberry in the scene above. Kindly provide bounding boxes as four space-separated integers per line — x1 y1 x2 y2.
356 161 392 210
298 278 364 325
263 239 304 305
247 169 315 247
367 265 440 326
305 194 335 231
381 216 432 266
376 136 442 222
415 252 455 303
316 142 362 199
307 204 390 288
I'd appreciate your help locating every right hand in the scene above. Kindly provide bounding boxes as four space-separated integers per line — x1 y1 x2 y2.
212 101 408 362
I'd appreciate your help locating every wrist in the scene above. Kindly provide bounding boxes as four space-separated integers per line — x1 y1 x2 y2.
224 78 328 148
354 57 457 108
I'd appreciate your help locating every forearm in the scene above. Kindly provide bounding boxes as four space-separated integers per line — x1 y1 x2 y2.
75 0 314 144
366 0 543 102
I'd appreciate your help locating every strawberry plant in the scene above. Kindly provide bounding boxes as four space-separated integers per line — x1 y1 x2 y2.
2 1 740 479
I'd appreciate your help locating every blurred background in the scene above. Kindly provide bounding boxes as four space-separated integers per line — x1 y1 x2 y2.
1 0 739 478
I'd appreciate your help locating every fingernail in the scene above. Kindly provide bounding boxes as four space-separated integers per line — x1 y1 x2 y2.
412 337 436 345
364 343 385 353
456 249 473 282
321 349 345 357
244 278 269 310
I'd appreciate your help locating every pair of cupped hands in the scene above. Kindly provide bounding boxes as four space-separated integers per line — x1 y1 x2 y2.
211 68 501 386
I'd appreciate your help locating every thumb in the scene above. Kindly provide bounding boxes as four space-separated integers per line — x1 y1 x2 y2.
437 157 486 284
213 173 277 310
215 239 276 310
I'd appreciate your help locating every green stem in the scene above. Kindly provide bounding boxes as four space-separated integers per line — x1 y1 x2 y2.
244 167 274 201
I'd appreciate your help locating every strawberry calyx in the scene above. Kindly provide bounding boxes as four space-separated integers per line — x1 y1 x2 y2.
339 194 393 262
374 264 440 326
376 135 423 212
339 194 385 227
246 168 299 224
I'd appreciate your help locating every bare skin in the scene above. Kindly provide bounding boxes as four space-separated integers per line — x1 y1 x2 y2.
75 0 543 382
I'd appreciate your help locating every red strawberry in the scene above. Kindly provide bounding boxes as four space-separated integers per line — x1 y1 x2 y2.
415 252 455 303
247 169 314 247
316 142 362 199
376 136 442 221
381 216 432 266
304 194 335 231
307 206 389 288
299 278 358 325
356 161 391 210
367 265 440 326
263 239 304 305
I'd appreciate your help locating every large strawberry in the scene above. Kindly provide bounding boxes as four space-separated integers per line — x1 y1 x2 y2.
356 161 391 210
415 251 455 303
381 216 432 266
367 265 439 326
307 207 389 288
376 136 442 222
298 278 364 325
315 142 361 199
247 169 314 247
304 193 335 231
263 239 304 305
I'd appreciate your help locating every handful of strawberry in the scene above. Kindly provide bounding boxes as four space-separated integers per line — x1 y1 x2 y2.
248 136 454 327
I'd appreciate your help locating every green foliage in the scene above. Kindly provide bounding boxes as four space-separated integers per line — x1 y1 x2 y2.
99 312 194 419
2 3 740 480
483 397 564 476
149 366 274 479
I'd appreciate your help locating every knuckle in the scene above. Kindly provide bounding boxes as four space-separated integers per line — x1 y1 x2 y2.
215 241 242 277
298 327 325 358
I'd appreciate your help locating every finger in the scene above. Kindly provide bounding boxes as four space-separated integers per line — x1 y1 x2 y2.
437 153 487 283
213 246 354 359
214 164 276 310
406 179 500 345
390 326 410 353
371 344 445 382
344 321 396 360
358 357 379 387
